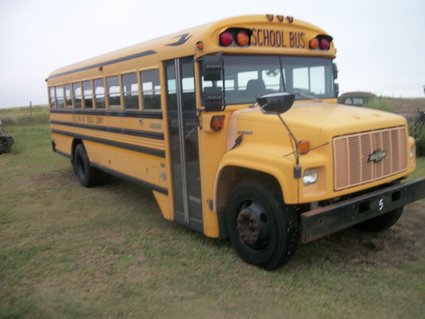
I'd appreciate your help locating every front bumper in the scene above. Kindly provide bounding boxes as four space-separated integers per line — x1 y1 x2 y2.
300 177 425 243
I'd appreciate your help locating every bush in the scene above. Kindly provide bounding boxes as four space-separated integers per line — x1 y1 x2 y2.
364 97 396 113
416 130 425 157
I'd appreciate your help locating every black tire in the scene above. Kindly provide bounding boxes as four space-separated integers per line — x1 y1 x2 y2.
73 143 109 187
356 207 403 232
226 178 298 270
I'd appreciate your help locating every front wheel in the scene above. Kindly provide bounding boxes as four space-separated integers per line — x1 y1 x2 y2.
226 178 298 270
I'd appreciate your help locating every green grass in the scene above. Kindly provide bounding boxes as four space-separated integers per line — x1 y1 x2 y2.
365 97 396 113
0 105 48 126
1 117 424 318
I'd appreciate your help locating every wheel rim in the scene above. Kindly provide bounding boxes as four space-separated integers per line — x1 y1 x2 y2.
236 201 270 250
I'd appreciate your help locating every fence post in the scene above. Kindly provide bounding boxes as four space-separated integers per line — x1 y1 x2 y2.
30 100 33 123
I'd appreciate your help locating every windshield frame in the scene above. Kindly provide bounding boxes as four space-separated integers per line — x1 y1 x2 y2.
201 54 336 105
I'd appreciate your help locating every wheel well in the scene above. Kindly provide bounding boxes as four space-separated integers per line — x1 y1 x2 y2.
216 166 282 213
71 138 83 159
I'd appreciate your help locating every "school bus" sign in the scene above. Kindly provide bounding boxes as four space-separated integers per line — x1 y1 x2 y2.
250 28 306 49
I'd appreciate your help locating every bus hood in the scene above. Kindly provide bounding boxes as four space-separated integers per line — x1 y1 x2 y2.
229 102 407 149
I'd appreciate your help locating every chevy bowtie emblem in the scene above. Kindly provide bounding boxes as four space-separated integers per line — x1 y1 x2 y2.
368 150 387 163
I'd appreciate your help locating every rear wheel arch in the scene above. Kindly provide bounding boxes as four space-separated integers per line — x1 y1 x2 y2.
71 139 109 187
71 138 83 159
71 138 83 169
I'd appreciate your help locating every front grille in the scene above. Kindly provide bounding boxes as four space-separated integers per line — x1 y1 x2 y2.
333 126 408 191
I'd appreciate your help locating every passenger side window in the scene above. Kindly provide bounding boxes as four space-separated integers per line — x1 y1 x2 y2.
122 73 139 110
49 87 56 109
73 82 82 109
64 84 72 109
141 69 161 110
107 76 121 110
94 79 106 109
82 80 93 110
55 86 65 109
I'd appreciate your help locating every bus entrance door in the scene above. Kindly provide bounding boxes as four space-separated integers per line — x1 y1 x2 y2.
165 58 203 232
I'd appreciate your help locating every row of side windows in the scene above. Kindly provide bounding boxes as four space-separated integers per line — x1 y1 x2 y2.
49 69 161 111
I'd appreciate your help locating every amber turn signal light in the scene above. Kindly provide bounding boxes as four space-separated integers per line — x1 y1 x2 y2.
298 140 310 155
210 115 225 132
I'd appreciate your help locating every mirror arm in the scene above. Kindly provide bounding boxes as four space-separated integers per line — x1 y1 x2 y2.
276 112 301 179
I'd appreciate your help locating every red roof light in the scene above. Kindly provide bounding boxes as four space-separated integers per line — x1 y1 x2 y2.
319 38 330 50
220 32 233 47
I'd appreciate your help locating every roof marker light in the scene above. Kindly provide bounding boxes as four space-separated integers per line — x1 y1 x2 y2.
276 15 284 22
266 14 274 22
196 41 204 50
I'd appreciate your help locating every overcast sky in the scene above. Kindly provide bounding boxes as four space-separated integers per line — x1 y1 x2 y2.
0 0 424 108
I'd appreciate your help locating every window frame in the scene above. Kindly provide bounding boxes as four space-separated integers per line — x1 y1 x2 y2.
64 84 73 110
72 82 83 110
49 87 57 109
106 75 122 111
93 77 106 110
140 68 162 112
121 72 140 111
82 80 94 110
55 85 65 109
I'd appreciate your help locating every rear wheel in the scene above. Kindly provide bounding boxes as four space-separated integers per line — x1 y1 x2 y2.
226 178 298 270
73 143 109 187
356 207 403 232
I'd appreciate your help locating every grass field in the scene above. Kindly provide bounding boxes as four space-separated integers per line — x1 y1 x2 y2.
1 109 424 319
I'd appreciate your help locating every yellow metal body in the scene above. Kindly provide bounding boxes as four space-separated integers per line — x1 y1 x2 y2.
47 15 416 239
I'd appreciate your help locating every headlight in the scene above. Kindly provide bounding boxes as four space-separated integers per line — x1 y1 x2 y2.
303 168 318 185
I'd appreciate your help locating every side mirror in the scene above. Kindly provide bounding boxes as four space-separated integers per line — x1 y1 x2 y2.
332 62 338 80
334 83 339 97
257 92 295 114
202 56 223 81
203 87 224 112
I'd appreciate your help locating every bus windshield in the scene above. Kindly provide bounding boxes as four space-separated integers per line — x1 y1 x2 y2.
202 55 336 104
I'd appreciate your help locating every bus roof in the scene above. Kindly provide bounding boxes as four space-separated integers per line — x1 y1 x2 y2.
48 14 335 83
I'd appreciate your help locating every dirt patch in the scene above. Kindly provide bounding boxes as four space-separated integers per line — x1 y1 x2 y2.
319 201 424 267
26 169 76 187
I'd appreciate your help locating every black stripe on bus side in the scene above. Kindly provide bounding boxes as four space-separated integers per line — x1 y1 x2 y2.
91 163 168 195
50 120 164 140
49 109 163 119
51 129 165 158
48 50 157 79
55 149 72 159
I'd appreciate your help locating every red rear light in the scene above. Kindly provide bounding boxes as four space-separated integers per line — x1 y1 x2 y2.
319 38 330 50
220 32 233 46
309 35 333 51
219 28 252 47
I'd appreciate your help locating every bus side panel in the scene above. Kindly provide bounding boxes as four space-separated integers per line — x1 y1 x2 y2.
83 140 166 187
51 132 72 156
153 191 172 221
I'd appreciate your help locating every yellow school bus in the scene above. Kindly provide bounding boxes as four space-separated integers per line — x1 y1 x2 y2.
47 14 425 269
